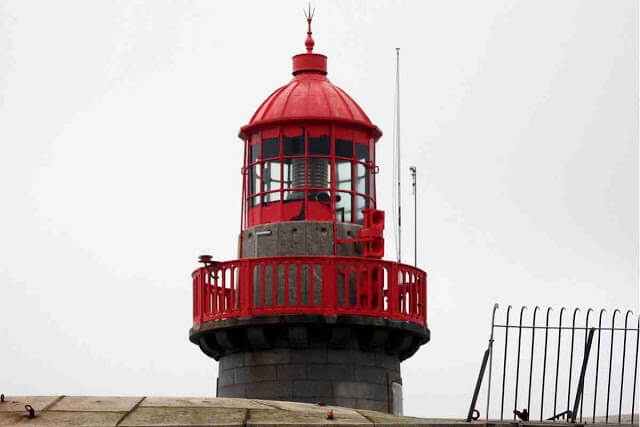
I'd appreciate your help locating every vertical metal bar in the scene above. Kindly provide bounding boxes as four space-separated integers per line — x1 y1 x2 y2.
296 261 302 307
308 262 314 307
631 316 639 425
618 311 633 424
570 328 596 423
500 305 512 421
486 303 499 421
567 308 581 412
553 307 566 420
541 307 552 421
239 137 247 253
514 306 527 419
605 309 620 423
467 347 491 422
259 264 265 309
410 166 417 267
284 263 289 307
593 309 607 423
580 308 593 422
527 306 540 415
271 262 277 308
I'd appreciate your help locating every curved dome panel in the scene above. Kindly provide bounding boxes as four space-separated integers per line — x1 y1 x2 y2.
240 70 381 140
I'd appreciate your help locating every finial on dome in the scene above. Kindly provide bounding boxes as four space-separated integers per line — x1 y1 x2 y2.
304 4 315 53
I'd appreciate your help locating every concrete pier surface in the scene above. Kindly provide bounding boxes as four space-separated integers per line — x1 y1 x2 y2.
0 396 637 426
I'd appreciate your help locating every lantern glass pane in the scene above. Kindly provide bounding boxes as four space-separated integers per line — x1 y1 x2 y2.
336 160 351 191
336 191 352 223
355 195 367 225
262 161 282 203
355 162 367 195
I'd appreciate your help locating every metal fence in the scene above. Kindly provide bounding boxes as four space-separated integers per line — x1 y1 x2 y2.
467 304 639 424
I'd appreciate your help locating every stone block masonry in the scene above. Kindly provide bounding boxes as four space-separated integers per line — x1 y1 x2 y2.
217 347 402 413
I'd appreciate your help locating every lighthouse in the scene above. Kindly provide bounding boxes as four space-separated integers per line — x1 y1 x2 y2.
189 11 430 414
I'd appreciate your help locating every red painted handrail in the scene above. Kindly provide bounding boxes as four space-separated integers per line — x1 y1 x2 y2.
192 256 427 328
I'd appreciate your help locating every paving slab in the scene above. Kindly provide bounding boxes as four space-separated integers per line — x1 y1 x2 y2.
50 396 142 412
0 412 26 426
140 396 272 409
254 400 367 419
119 406 245 426
356 410 465 426
0 396 62 412
10 410 123 426
247 408 371 426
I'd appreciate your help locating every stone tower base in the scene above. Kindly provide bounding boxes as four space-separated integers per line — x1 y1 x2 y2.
217 347 402 413
191 314 429 414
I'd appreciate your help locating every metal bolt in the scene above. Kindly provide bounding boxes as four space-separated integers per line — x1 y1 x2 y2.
25 404 35 418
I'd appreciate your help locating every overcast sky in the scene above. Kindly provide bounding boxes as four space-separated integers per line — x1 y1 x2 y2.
0 0 637 418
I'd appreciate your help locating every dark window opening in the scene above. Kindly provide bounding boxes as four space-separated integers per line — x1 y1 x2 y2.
309 134 330 155
262 137 280 159
250 143 260 163
356 143 369 162
335 139 353 158
284 130 305 156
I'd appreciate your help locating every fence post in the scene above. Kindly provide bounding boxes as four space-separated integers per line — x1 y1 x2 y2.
485 303 499 421
467 346 491 422
570 328 595 423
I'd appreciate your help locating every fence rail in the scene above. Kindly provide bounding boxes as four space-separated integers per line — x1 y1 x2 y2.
469 304 639 424
192 256 427 328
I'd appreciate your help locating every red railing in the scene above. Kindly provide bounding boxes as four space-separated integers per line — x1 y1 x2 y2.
192 256 427 328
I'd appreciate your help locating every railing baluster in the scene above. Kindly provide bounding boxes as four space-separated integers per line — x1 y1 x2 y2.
553 307 566 421
580 308 593 422
631 316 639 425
540 307 552 421
259 264 265 309
296 261 301 307
271 262 277 308
618 311 633 424
500 306 511 421
605 309 621 423
567 308 580 413
593 309 606 423
514 306 527 419
527 306 540 415
284 263 289 307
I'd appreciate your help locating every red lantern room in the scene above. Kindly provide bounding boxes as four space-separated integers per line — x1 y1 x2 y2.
190 10 429 414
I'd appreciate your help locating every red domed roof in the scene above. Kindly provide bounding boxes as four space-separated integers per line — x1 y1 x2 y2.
240 73 381 140
239 13 381 140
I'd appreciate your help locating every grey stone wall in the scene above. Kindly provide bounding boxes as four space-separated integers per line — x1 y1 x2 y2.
217 348 402 413
241 222 363 258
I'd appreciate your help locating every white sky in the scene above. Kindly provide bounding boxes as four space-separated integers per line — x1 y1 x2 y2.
0 0 637 418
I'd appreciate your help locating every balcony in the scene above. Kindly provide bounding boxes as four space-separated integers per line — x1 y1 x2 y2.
192 256 427 329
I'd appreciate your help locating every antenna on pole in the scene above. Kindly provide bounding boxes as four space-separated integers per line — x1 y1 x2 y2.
410 166 416 267
392 48 402 263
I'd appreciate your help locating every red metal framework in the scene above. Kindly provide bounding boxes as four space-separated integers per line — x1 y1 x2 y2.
242 124 377 229
192 256 427 328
